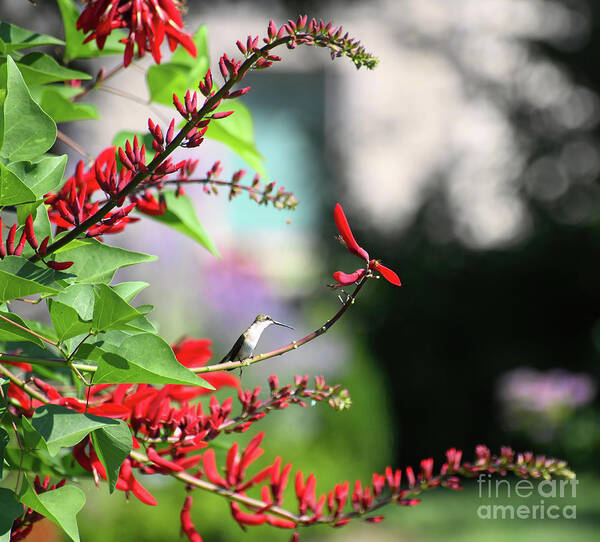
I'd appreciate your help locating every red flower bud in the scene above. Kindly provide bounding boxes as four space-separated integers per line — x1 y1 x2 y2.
25 214 38 250
212 111 234 120
6 224 17 255
46 260 74 270
13 230 27 256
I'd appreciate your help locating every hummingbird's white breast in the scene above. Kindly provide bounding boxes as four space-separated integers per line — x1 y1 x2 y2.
243 320 273 353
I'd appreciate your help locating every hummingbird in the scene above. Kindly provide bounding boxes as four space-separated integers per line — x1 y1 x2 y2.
221 314 293 370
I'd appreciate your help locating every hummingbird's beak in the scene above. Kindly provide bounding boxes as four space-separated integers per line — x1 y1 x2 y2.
272 320 294 330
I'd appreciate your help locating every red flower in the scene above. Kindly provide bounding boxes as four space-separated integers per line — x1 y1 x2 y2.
172 339 212 368
332 204 401 288
77 0 197 67
334 203 369 262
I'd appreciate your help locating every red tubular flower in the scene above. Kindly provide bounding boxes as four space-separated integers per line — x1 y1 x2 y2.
77 0 197 67
332 204 401 288
116 458 158 505
147 446 184 472
230 502 267 527
332 269 365 287
202 449 227 487
265 516 296 529
369 260 401 286
333 203 369 261
46 260 74 270
181 495 203 542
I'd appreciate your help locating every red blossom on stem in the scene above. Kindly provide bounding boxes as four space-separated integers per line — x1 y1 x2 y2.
332 203 401 288
0 216 72 270
77 0 197 67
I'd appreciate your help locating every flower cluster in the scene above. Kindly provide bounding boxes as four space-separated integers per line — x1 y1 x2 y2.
331 203 401 288
45 147 138 237
0 215 72 270
178 442 574 541
34 16 376 263
77 0 196 66
42 145 299 247
234 16 379 71
44 142 184 237
7 338 349 509
187 161 298 210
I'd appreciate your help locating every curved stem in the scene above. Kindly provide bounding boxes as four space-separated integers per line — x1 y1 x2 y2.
193 275 369 374
57 130 93 160
0 363 48 403
72 63 126 103
0 313 58 346
141 177 295 203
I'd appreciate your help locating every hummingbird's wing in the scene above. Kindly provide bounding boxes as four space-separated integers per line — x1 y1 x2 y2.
220 334 245 363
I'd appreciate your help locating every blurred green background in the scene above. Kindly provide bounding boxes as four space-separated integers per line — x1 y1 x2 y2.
2 0 600 540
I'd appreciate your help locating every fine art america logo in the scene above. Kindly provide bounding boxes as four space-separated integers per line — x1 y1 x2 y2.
477 473 578 520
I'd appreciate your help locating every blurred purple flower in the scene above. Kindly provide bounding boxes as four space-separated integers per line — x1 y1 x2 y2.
499 368 596 411
497 367 596 441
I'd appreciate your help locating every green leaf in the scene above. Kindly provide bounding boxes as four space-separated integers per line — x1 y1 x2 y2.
48 300 91 342
0 53 91 87
0 160 35 205
0 56 56 162
118 314 157 334
0 488 23 542
21 414 43 451
147 26 209 105
23 320 58 343
144 190 219 256
37 86 99 123
19 475 85 542
82 333 214 387
205 100 266 178
54 284 95 321
0 256 68 302
0 311 44 347
0 21 64 54
57 0 125 62
90 421 132 493
0 427 8 478
49 284 95 341
111 281 149 303
31 404 123 456
4 445 70 477
7 154 67 198
92 284 141 332
52 238 157 284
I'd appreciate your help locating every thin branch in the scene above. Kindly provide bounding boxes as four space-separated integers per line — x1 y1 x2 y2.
57 130 93 160
13 298 40 305
141 177 296 208
2 276 369 377
0 313 58 346
194 275 369 374
0 354 95 373
129 449 301 523
0 363 48 403
72 63 126 102
97 85 150 107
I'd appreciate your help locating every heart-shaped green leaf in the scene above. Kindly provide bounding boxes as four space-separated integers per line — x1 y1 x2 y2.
0 56 56 162
19 475 85 542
